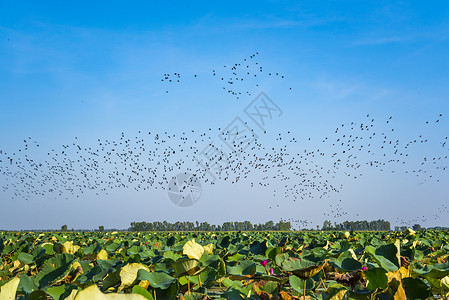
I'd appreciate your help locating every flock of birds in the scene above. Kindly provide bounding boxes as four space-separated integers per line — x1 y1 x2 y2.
161 52 290 99
0 53 448 229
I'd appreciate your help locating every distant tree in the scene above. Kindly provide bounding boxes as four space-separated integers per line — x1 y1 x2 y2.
61 225 68 232
412 224 422 231
99 226 105 232
322 220 333 231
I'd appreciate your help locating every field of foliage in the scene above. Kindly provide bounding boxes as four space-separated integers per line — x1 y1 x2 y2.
1 229 449 299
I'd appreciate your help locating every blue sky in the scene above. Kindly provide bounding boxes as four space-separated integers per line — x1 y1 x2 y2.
0 1 448 230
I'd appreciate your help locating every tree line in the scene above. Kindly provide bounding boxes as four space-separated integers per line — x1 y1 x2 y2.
6 220 428 232
321 219 391 231
128 220 292 232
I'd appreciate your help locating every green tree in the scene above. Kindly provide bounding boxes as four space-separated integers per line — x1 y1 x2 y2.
322 220 333 231
61 224 68 232
412 224 422 231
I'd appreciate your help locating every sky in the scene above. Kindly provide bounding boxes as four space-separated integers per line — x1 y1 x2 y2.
0 1 448 230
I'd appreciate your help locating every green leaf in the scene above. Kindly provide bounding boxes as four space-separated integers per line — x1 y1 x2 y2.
226 260 257 277
18 252 34 264
189 267 217 286
132 285 154 300
275 253 289 267
27 290 49 300
266 247 283 261
222 283 255 300
249 241 268 255
18 274 38 295
331 255 361 272
42 243 55 255
364 268 388 290
365 241 400 272
137 269 176 289
282 257 325 279
199 254 220 269
34 253 77 288
102 270 121 291
289 275 314 294
412 262 449 279
172 258 200 277
45 284 79 300
402 277 432 300
218 259 226 276
322 285 350 300
153 282 179 300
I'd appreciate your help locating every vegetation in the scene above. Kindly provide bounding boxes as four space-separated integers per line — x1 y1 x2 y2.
1 229 449 299
129 221 292 232
321 219 391 231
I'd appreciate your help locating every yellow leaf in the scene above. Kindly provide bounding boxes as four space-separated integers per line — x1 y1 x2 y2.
344 231 350 239
386 270 401 282
0 277 20 300
348 248 357 260
329 289 349 300
9 260 21 272
62 241 80 254
394 239 401 267
442 276 449 288
138 280 150 289
183 239 204 260
74 284 147 300
71 261 83 275
203 244 213 255
398 266 410 278
118 263 149 292
386 270 406 300
65 289 79 300
97 249 108 260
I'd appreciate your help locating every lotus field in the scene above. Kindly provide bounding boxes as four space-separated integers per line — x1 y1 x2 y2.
1 230 449 299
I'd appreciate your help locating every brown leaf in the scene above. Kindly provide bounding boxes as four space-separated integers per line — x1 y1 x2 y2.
180 295 211 300
400 256 410 268
252 280 278 300
279 290 302 300
328 269 363 289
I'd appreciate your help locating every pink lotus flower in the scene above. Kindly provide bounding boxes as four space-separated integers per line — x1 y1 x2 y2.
269 268 275 276
261 260 268 267
362 266 368 271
